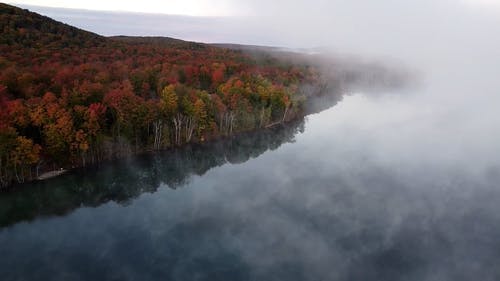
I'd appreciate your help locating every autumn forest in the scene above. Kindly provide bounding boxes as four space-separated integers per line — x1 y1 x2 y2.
0 4 325 188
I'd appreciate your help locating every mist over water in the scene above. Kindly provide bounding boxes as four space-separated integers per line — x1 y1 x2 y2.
1 92 499 280
2 1 500 280
1 89 499 280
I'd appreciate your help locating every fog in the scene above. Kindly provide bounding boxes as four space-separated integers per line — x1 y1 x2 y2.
2 1 500 280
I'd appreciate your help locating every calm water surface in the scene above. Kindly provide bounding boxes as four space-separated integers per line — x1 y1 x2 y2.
1 81 500 280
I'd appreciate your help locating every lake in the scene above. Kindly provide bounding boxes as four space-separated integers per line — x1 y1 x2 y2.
3 2 500 280
1 62 500 280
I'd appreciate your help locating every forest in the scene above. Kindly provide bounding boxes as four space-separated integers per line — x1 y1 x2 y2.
0 4 325 188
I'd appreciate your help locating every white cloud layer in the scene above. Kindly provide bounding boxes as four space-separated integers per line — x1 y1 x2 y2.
8 0 246 16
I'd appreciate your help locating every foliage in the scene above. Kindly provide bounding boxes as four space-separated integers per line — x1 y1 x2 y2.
0 3 322 187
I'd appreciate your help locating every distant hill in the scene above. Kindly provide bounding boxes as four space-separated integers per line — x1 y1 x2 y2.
110 36 207 50
0 3 224 51
0 3 105 48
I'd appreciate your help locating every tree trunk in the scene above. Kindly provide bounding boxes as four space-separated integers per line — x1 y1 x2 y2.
282 105 289 123
173 114 183 145
153 120 163 150
229 112 235 135
185 116 196 143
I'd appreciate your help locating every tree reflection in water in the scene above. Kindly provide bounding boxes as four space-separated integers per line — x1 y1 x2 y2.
0 118 306 228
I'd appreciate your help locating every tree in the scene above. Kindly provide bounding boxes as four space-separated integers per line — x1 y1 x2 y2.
193 97 208 140
103 80 143 141
43 110 74 164
10 136 41 183
160 85 178 117
147 100 163 150
72 129 89 166
6 99 29 129
160 85 183 145
0 127 18 187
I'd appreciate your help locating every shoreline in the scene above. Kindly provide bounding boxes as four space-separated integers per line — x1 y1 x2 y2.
37 169 68 181
1 88 340 191
0 114 307 191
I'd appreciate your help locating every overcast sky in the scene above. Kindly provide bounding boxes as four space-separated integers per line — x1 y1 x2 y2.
8 0 500 17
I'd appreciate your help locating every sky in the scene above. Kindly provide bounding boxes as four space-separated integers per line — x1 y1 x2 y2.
8 0 500 17
8 0 247 16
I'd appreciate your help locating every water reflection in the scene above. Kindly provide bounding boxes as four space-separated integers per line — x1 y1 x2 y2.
0 119 305 228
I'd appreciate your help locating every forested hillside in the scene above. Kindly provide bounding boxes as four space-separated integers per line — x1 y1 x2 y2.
0 3 323 188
